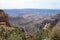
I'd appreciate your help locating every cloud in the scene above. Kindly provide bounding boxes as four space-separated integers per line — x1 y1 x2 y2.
0 0 60 9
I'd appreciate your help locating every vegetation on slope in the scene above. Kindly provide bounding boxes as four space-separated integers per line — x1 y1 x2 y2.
34 23 60 40
0 22 60 40
0 26 26 40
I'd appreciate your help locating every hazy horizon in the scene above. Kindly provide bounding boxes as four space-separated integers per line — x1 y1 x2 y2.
3 9 60 16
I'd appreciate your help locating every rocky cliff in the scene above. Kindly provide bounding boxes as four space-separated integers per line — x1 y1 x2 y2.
0 9 10 26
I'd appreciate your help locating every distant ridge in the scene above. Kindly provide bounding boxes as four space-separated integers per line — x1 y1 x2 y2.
4 9 60 16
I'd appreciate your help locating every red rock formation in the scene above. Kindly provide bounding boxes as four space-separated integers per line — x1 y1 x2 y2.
0 9 11 26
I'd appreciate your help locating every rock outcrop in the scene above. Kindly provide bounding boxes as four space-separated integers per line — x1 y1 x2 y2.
0 9 10 26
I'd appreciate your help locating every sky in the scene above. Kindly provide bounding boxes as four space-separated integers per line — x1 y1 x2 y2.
0 0 60 9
